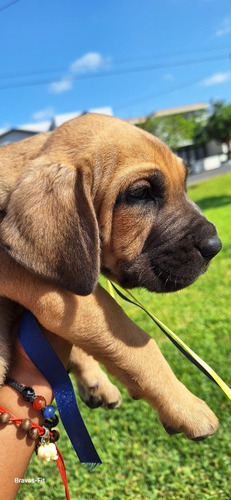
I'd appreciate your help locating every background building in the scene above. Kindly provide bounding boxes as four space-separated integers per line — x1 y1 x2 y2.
0 107 113 146
129 103 228 174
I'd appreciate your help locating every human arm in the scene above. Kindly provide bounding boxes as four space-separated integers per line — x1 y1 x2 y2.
0 331 71 500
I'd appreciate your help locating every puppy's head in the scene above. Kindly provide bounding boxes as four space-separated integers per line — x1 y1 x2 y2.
0 114 221 295
94 117 222 293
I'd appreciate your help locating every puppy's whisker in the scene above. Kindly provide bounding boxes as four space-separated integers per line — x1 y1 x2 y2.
164 275 170 287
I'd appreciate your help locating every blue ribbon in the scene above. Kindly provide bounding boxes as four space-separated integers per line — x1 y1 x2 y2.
18 309 101 466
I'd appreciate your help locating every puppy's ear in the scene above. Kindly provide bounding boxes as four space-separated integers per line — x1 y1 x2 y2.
0 163 100 295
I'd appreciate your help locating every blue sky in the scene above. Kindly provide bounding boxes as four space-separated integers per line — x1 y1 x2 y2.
0 0 230 129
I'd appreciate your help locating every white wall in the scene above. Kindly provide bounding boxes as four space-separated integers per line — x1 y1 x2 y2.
195 153 227 172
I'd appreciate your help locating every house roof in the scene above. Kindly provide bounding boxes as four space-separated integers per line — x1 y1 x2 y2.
0 128 37 140
0 106 113 140
126 103 208 125
154 103 208 117
16 121 51 133
51 107 113 128
126 116 147 125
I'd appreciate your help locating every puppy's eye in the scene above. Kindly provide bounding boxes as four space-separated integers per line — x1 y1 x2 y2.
126 187 150 202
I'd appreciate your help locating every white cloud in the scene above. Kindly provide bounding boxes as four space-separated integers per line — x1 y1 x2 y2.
200 71 231 86
32 106 55 121
215 17 231 37
49 76 73 94
48 52 110 94
70 52 110 73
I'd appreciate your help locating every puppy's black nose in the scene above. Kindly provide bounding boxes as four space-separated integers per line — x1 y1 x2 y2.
199 237 222 259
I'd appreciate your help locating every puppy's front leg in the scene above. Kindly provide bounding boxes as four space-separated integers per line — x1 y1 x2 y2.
61 286 219 441
0 255 219 440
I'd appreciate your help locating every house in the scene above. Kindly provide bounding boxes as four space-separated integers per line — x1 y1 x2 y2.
129 104 227 174
157 103 227 174
0 106 113 147
177 140 227 174
154 102 208 119
0 121 50 146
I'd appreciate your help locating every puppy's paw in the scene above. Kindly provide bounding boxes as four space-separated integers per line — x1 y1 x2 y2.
159 385 219 441
77 372 122 410
67 347 122 410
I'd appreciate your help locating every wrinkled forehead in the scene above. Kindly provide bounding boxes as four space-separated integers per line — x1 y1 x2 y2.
112 130 188 188
92 124 189 221
81 118 188 198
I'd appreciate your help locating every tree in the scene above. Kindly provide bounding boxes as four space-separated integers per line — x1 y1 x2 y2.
203 101 231 160
137 112 205 151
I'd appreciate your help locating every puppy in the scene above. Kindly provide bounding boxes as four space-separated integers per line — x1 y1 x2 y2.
0 113 221 439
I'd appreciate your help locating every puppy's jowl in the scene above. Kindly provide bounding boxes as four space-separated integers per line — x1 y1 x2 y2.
0 114 221 440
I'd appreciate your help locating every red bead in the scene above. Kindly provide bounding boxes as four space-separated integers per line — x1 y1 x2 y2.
32 396 46 411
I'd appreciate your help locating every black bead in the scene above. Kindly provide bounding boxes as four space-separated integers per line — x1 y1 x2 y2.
50 430 60 443
51 414 59 426
44 414 59 429
21 386 35 401
43 419 52 430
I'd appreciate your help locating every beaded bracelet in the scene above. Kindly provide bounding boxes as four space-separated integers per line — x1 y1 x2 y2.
0 404 59 462
0 403 70 498
5 376 59 431
3 376 60 460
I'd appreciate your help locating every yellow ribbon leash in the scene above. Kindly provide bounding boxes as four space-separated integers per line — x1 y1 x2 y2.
108 281 231 401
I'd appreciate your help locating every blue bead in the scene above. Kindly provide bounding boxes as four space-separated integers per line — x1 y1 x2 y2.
42 405 55 419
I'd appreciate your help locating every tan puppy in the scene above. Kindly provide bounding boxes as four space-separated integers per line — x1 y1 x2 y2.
0 114 221 439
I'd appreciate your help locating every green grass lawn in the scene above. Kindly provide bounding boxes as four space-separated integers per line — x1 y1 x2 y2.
19 173 231 500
